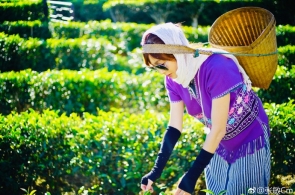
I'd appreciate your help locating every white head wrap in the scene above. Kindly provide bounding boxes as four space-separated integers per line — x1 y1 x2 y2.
141 23 252 89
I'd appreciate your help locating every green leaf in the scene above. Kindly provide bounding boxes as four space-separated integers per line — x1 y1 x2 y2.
20 188 27 193
143 191 151 195
29 190 37 195
201 189 215 194
218 190 227 195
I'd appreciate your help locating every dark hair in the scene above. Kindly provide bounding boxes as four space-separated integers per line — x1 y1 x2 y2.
143 34 176 67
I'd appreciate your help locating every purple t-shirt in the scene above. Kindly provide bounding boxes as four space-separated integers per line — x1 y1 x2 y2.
165 54 269 163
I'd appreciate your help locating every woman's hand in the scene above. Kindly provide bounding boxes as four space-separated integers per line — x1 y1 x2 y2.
173 188 191 195
141 178 154 193
173 174 191 195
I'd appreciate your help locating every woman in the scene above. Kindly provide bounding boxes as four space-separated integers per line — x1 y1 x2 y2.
140 23 270 195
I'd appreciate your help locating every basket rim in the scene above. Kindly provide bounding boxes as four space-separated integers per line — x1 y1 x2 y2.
209 19 277 53
208 7 275 48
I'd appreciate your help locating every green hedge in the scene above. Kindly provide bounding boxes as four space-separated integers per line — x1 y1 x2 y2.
1 64 294 116
257 65 295 104
0 0 46 23
72 0 108 22
276 25 295 47
2 20 294 47
0 20 51 39
0 20 209 51
1 33 295 73
49 20 152 51
264 101 295 188
0 69 168 116
74 0 294 26
278 45 295 69
0 109 205 195
48 20 210 51
46 21 295 48
0 33 144 73
0 100 294 194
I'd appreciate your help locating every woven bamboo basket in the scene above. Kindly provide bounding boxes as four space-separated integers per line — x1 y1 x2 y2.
209 7 278 89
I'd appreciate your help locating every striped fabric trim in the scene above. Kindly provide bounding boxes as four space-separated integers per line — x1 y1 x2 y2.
204 125 270 195
170 100 183 103
212 82 244 99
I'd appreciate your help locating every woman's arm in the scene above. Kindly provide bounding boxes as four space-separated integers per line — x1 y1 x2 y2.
168 101 185 132
175 93 230 195
141 101 184 192
202 93 230 153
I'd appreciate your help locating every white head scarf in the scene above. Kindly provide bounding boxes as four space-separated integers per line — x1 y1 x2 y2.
141 23 252 89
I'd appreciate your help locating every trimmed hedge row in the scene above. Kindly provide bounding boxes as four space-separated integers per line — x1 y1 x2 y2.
1 32 295 73
0 20 51 39
71 0 108 23
276 25 295 47
1 20 295 47
0 0 46 23
100 0 295 26
0 33 145 74
0 109 205 195
258 65 295 104
48 20 210 52
278 45 295 70
0 20 210 50
0 68 168 116
263 100 295 189
0 100 294 194
1 65 294 116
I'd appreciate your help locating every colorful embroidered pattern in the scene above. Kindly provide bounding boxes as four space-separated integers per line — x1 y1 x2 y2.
223 84 259 140
193 113 212 129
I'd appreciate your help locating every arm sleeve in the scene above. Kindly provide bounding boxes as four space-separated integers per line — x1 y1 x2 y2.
165 77 182 102
141 126 181 184
206 55 244 99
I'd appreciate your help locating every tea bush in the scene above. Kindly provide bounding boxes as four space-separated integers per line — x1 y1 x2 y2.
0 33 144 73
276 25 295 46
257 65 295 104
0 33 52 72
72 0 107 22
0 20 51 39
264 100 295 187
48 20 210 51
1 64 294 116
278 45 295 69
2 20 295 47
1 32 295 73
0 20 204 55
0 99 294 194
0 69 168 116
0 109 205 195
0 0 45 23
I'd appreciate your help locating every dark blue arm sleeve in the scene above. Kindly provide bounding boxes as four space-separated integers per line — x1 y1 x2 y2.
178 148 214 194
141 126 181 185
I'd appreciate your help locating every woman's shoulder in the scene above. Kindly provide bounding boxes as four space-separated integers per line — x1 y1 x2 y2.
201 54 240 73
165 76 176 87
204 53 236 65
165 76 185 90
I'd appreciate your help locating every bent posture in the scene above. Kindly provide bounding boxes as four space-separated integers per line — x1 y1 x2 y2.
140 23 270 195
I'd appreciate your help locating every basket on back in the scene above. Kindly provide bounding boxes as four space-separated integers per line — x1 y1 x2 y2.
209 7 278 89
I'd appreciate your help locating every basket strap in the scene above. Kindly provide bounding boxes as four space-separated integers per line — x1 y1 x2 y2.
142 44 278 57
206 50 279 57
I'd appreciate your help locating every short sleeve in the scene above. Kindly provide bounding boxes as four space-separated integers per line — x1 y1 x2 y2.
165 77 182 102
205 55 244 99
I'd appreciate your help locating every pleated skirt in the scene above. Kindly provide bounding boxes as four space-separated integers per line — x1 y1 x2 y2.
204 126 271 195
